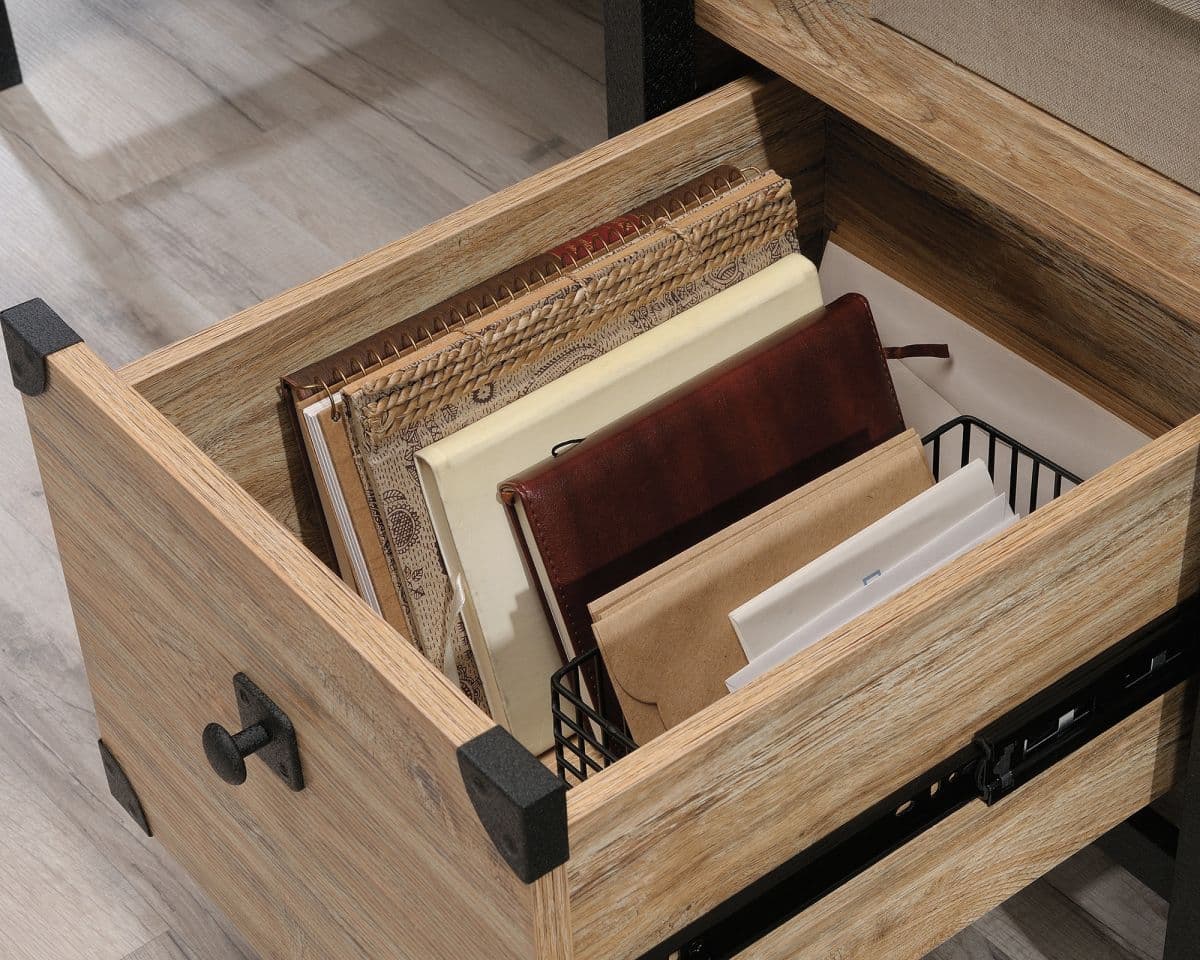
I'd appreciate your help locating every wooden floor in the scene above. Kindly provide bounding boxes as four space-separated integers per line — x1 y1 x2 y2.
0 1 1171 957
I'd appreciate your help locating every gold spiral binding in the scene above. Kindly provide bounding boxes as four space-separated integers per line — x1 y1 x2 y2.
299 168 751 396
319 377 337 418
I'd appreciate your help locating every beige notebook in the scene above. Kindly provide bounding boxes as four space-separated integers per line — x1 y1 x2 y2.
340 172 802 719
285 167 799 710
416 254 822 752
589 429 933 745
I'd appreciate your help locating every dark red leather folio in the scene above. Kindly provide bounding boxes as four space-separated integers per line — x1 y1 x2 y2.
499 292 907 700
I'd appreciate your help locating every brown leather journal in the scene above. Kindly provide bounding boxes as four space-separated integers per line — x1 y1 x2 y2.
498 292 909 708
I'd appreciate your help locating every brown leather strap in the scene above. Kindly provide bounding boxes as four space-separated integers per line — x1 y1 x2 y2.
884 343 951 360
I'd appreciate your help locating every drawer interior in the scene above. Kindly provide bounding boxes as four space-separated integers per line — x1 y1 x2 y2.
108 74 1200 960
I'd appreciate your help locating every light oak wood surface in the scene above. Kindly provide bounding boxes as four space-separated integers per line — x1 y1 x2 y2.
733 688 1190 959
0 0 1186 958
826 118 1193 438
26 342 539 958
565 412 1200 960
695 0 1200 350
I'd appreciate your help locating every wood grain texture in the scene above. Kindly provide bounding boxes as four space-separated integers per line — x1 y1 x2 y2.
565 414 1200 960
117 76 826 554
694 0 1200 339
121 934 192 960
826 118 1196 437
1042 846 1168 960
731 687 1190 959
534 868 575 960
24 344 534 960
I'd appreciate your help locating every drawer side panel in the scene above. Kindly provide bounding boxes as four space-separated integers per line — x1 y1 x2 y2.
736 686 1191 959
25 344 555 960
827 118 1197 437
566 415 1200 960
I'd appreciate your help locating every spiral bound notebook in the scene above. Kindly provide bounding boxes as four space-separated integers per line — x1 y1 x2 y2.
283 165 804 734
284 165 748 633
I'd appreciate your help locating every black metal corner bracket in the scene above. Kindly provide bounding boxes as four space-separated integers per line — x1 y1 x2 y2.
458 726 569 884
0 0 21 91
1 299 81 396
98 740 153 837
604 0 696 136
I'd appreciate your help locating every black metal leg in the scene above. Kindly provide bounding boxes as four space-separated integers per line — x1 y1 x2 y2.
603 0 695 136
0 0 21 90
1164 689 1200 959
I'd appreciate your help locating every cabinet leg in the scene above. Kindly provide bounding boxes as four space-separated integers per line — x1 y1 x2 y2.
0 0 21 90
603 0 695 136
1164 688 1200 959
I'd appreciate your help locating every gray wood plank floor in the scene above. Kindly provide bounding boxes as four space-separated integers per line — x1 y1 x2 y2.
0 1 1170 957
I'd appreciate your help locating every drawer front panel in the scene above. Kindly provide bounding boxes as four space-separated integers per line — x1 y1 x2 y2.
735 687 1191 959
25 345 550 960
567 416 1200 960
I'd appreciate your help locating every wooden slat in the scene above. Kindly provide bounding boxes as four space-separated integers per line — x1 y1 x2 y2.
565 414 1200 960
826 118 1195 437
735 686 1192 960
695 0 1200 336
534 869 575 960
116 77 826 553
25 344 558 960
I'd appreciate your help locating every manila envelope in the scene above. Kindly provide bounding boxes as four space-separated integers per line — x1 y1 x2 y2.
589 429 933 744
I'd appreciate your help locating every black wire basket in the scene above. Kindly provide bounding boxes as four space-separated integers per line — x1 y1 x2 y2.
550 415 1083 785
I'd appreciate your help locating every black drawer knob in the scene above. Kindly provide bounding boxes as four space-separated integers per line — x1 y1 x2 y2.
203 721 271 785
201 673 305 791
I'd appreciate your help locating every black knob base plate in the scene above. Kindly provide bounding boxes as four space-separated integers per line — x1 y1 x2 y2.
229 672 305 792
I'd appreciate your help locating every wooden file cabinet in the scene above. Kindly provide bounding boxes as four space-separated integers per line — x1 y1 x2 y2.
5 1 1200 957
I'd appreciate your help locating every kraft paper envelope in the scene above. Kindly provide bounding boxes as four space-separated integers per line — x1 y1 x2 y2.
588 429 932 745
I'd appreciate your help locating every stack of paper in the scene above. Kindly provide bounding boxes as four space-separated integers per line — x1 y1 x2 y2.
416 254 823 752
727 460 1017 690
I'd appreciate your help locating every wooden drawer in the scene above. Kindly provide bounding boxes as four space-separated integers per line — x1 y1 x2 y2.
9 25 1200 960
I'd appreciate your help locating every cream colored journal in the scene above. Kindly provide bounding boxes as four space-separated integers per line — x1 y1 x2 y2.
415 253 823 752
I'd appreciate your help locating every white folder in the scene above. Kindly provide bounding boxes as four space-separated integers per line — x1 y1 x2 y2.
728 489 1016 690
730 459 995 664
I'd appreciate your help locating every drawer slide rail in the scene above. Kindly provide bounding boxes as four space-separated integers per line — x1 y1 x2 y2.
642 599 1199 960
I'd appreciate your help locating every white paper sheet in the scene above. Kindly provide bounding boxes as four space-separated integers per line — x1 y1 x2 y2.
728 492 1017 690
730 460 995 662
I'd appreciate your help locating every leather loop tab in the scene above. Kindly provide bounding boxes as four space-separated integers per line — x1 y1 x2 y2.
884 343 951 360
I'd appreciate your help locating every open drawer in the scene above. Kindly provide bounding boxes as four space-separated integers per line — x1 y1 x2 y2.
7 67 1200 960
